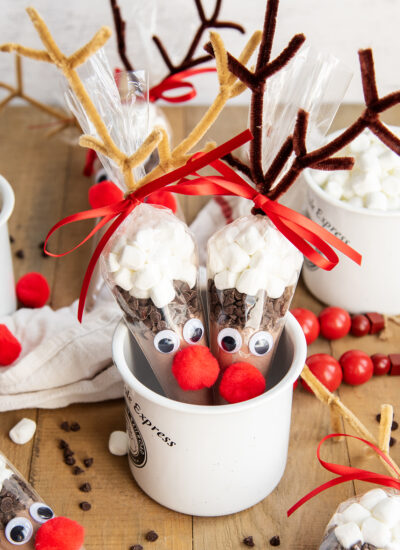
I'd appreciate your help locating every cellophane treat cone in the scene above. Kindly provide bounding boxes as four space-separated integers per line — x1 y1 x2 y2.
101 203 212 405
207 215 303 403
0 452 84 549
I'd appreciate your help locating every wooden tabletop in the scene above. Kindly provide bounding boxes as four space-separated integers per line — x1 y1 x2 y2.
0 104 400 550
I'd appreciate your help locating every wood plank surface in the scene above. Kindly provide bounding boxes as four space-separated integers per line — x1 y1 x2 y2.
0 104 399 550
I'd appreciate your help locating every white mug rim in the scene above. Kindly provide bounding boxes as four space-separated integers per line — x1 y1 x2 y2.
304 124 400 219
112 312 306 416
0 175 15 227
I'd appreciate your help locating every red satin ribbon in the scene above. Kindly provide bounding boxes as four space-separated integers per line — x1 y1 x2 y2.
45 130 252 322
287 433 400 517
149 68 216 103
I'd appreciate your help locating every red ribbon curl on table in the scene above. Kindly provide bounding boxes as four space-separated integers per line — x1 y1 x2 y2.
149 68 217 103
287 433 400 517
45 128 361 323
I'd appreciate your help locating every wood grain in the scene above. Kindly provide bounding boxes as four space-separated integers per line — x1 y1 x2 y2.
0 104 399 549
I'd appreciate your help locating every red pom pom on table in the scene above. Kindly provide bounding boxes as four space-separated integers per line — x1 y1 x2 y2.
172 345 219 391
0 324 21 366
35 517 84 550
88 181 124 208
146 190 177 213
219 362 266 404
16 272 50 308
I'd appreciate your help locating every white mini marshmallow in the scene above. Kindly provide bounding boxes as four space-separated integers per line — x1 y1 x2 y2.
327 512 344 530
360 488 389 510
9 418 36 445
134 228 156 252
113 267 134 291
219 243 250 273
358 152 382 175
342 503 370 526
386 542 400 550
311 169 328 186
129 286 150 300
380 150 400 172
361 517 391 548
150 279 175 308
236 268 265 296
350 133 370 153
372 497 400 527
324 179 344 200
392 521 400 541
265 275 286 299
365 191 388 211
107 252 120 273
387 195 400 210
119 244 146 271
348 196 364 209
208 242 225 275
215 269 238 290
134 264 161 290
235 225 264 255
382 176 400 197
111 236 127 255
353 173 381 197
108 431 129 456
0 457 13 487
179 262 197 288
334 522 363 548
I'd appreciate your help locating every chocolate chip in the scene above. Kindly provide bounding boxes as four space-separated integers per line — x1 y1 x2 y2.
9 235 15 244
63 448 74 458
130 546 143 550
243 536 255 547
38 241 45 250
0 497 13 513
70 422 80 432
41 249 48 258
15 249 24 259
59 439 69 449
83 458 94 468
145 531 159 542
392 420 399 431
79 501 91 511
65 456 76 466
390 437 396 447
61 421 70 432
269 536 280 546
73 466 84 475
79 483 91 492
376 413 381 422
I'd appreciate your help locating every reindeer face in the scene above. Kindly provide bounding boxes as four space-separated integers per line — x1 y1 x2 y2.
1 501 55 549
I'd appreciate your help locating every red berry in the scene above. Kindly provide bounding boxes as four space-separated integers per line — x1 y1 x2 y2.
301 354 342 393
146 190 177 213
219 362 266 404
16 272 50 308
319 307 351 340
0 324 22 366
339 350 373 385
291 308 320 345
35 517 84 550
172 345 219 391
88 180 123 208
371 353 391 376
351 314 371 337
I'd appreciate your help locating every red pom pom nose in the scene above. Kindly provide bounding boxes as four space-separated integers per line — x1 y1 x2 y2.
88 180 124 208
16 273 50 308
35 517 84 550
219 362 266 404
0 324 22 366
146 190 177 213
172 345 219 391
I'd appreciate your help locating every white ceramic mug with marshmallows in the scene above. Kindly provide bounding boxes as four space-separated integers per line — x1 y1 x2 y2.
303 168 400 314
0 175 16 317
112 313 306 516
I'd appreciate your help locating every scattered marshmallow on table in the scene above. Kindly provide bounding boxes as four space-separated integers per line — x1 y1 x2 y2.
108 431 129 456
9 418 37 445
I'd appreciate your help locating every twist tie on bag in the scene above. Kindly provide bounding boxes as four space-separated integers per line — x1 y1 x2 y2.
149 68 217 103
287 433 400 517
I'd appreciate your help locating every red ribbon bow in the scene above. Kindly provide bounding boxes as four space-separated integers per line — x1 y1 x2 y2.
149 68 217 103
287 433 400 517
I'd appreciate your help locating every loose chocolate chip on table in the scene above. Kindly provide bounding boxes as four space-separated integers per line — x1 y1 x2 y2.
130 546 143 550
79 501 91 511
65 456 76 466
15 249 24 259
59 439 68 449
390 437 396 447
145 531 159 542
9 235 15 244
61 421 70 432
63 448 74 458
38 241 45 250
70 422 80 432
392 420 399 431
73 466 84 475
79 482 91 492
83 457 94 468
243 536 255 547
269 536 280 546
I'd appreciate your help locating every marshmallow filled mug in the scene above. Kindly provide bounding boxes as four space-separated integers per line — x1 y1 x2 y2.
0 175 16 317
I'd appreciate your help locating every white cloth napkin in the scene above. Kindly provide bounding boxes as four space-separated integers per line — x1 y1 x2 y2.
0 197 250 411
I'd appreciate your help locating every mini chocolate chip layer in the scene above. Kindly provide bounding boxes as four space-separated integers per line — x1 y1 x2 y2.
269 535 280 546
145 530 159 542
208 280 293 330
79 501 91 511
116 280 201 335
243 535 255 547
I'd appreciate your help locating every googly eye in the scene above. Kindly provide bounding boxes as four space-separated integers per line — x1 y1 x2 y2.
30 502 55 524
154 330 179 354
183 318 204 344
5 517 33 545
217 328 242 353
249 331 273 356
95 168 108 183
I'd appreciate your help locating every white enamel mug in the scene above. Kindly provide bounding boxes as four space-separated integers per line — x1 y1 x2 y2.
0 175 16 317
303 167 400 314
112 313 306 516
